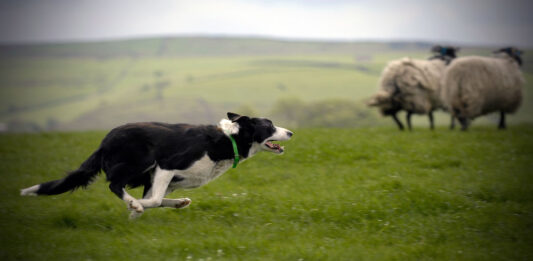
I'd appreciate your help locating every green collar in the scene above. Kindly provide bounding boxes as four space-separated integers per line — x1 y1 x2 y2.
227 134 240 168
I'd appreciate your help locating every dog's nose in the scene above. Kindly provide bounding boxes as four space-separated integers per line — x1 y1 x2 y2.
287 131 293 137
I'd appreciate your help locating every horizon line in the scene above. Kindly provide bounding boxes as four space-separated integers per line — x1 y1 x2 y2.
0 33 526 49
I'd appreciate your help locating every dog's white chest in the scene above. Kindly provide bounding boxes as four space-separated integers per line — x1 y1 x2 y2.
169 155 233 189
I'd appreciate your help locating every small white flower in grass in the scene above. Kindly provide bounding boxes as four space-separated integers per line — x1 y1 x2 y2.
217 249 224 257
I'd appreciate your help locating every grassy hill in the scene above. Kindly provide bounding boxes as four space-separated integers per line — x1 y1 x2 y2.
1 126 532 260
0 37 435 58
1 36 532 131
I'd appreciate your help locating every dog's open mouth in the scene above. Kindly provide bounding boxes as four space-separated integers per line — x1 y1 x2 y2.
264 140 284 154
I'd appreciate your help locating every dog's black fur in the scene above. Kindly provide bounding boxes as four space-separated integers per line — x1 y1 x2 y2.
27 113 290 202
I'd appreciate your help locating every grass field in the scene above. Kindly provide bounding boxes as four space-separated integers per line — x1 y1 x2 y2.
1 126 532 260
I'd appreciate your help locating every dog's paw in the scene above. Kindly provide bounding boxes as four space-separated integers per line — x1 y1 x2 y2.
174 198 191 209
128 200 144 213
129 210 143 219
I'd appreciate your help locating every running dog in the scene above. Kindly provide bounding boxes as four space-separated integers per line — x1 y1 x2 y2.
21 112 293 218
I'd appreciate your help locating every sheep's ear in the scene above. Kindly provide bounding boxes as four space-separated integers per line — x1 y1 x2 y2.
227 112 242 122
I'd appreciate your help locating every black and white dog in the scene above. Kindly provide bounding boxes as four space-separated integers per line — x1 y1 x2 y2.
21 113 293 218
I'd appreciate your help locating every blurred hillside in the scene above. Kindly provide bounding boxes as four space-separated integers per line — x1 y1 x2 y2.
0 37 435 58
0 37 531 131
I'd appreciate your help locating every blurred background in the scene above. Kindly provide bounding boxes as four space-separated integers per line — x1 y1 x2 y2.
0 0 532 132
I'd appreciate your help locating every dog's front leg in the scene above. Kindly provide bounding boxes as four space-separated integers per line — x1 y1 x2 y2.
144 186 191 209
131 167 174 218
161 198 191 209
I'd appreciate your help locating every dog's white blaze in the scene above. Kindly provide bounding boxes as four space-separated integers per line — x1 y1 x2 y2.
20 184 40 196
271 126 292 141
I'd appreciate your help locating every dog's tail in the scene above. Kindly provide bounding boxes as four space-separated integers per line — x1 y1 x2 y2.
21 149 103 196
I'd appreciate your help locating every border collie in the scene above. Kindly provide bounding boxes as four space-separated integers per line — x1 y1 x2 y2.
21 113 293 218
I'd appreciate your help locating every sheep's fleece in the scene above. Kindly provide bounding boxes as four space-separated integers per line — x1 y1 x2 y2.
375 57 447 114
440 54 524 119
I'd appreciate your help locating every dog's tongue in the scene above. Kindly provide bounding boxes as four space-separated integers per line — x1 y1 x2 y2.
266 141 281 150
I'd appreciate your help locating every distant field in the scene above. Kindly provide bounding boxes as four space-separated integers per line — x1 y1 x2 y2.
1 37 531 131
1 126 532 260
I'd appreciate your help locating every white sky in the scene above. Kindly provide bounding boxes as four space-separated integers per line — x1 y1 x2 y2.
0 0 532 46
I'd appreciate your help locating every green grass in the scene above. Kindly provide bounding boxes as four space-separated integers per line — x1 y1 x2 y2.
1 126 532 260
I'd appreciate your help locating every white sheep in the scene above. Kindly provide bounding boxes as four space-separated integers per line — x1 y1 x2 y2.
440 47 524 130
368 46 459 130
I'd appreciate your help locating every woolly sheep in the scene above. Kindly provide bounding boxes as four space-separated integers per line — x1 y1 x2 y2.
367 46 459 130
440 47 524 130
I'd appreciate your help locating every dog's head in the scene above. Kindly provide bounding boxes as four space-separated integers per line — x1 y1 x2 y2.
219 112 293 156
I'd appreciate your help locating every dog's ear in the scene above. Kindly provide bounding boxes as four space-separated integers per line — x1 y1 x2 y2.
228 112 251 123
227 112 241 122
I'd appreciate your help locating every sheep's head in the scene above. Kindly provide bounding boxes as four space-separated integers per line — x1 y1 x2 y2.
494 47 523 66
430 45 460 64
367 91 401 115
367 91 391 107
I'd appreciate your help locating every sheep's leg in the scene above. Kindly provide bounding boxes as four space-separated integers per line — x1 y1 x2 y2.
392 113 404 131
406 111 413 131
498 111 506 129
450 115 456 130
428 111 434 130
458 117 469 131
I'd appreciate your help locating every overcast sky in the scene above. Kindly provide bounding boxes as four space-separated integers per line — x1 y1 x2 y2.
1 0 532 46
